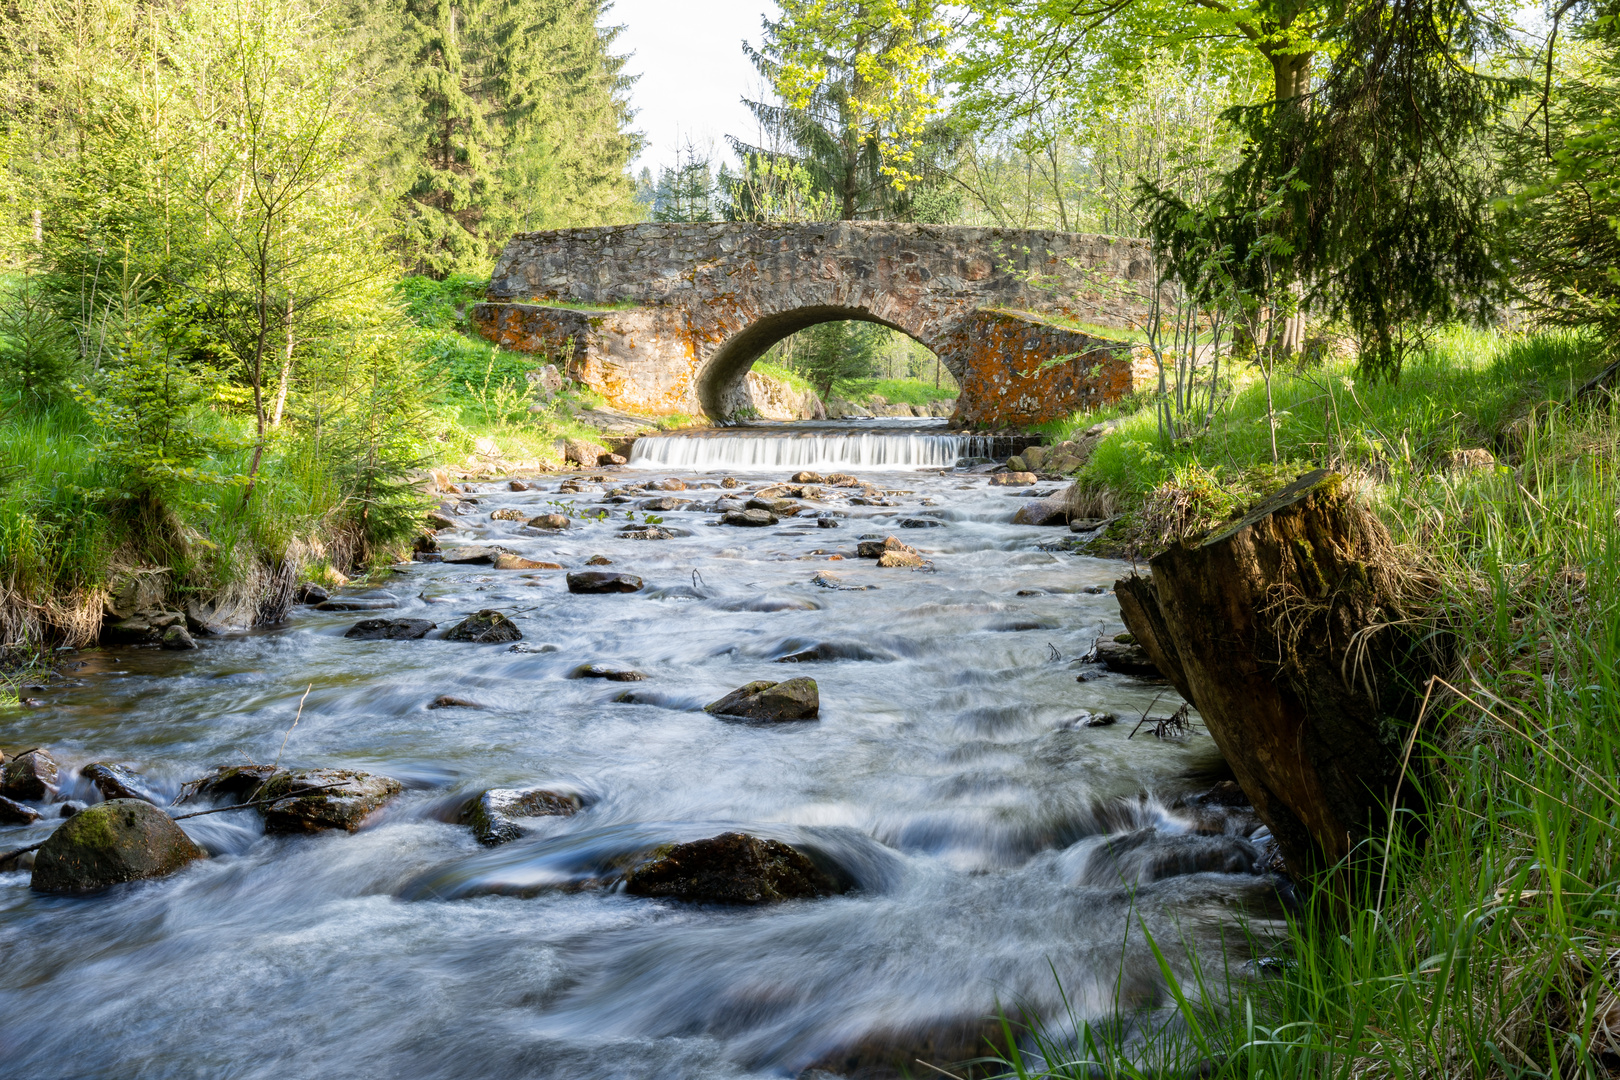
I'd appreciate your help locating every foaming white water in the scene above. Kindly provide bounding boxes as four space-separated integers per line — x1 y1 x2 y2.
631 431 990 472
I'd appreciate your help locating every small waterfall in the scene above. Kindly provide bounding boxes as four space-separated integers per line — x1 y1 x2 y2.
630 430 1001 472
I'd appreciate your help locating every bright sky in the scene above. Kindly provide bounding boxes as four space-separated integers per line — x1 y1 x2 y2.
610 0 779 175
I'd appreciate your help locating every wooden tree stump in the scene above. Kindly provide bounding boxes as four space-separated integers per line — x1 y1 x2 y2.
1116 470 1446 879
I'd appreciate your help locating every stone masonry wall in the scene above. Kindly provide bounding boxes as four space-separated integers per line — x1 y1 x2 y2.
474 221 1157 424
944 311 1139 427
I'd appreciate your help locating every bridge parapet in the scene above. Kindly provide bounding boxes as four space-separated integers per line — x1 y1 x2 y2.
475 221 1157 425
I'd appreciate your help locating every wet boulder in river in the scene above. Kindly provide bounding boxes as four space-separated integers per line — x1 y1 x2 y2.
618 526 675 541
0 794 40 824
493 554 561 570
989 472 1037 487
489 508 526 521
856 536 916 560
345 618 437 641
444 610 522 643
259 769 402 833
30 799 205 893
525 514 570 531
460 787 582 846
81 762 160 804
1 748 58 801
440 546 500 565
877 550 924 568
792 471 824 484
566 571 643 594
1093 638 1162 678
1012 493 1069 526
175 763 285 805
705 677 819 721
563 438 609 466
622 832 840 904
569 663 646 681
638 496 687 512
102 611 185 646
721 508 776 527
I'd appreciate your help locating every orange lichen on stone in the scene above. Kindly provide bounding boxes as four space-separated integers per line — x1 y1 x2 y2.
472 222 1156 424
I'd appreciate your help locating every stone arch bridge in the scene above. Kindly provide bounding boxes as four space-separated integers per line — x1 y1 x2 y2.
472 221 1154 426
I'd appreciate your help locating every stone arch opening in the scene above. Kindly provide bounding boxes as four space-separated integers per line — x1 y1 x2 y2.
697 304 949 421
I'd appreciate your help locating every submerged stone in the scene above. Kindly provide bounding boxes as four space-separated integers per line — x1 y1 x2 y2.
622 832 839 905
31 799 204 893
569 663 647 682
493 554 561 570
721 508 777 527
440 546 500 565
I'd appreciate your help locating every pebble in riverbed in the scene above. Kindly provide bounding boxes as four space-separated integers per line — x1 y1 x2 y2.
721 508 777 527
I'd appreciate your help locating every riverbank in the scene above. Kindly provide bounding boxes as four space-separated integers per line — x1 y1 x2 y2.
994 330 1620 1077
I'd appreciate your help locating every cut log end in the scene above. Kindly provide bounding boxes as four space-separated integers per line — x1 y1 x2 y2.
1116 470 1447 882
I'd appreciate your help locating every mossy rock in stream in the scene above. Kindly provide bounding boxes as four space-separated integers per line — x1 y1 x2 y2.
622 832 840 905
444 609 522 643
31 799 205 893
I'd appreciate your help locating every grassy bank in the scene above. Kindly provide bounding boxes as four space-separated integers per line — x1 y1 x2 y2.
998 330 1620 1077
0 273 593 658
834 375 959 406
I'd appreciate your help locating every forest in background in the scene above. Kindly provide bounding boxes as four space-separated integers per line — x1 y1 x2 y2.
1 0 1620 1075
0 0 641 648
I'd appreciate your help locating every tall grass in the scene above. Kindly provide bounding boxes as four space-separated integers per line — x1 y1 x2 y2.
994 338 1620 1078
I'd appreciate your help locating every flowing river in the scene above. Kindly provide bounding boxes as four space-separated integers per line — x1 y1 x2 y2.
0 422 1282 1079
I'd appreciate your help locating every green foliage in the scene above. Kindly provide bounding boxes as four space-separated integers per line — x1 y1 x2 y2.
995 381 1620 1079
398 0 642 275
1061 329 1597 502
393 272 491 330
1502 9 1620 364
73 315 248 511
833 376 956 404
765 320 887 396
0 276 78 400
735 1 961 221
750 360 816 394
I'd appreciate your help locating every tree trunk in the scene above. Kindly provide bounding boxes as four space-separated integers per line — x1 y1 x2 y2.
1115 471 1447 880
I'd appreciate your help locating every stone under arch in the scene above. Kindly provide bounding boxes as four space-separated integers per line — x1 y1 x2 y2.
471 221 1156 426
698 304 944 420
